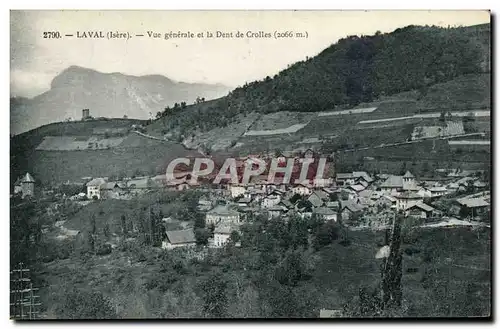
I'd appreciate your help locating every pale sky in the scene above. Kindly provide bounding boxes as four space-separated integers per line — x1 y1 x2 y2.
10 10 490 98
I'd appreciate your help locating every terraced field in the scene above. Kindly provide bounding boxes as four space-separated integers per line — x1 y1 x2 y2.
36 136 126 151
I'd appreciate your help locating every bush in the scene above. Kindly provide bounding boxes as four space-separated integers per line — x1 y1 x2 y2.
312 221 340 250
404 246 421 256
96 243 112 256
55 289 116 319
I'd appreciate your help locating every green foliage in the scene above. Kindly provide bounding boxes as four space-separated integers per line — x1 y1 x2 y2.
121 214 127 235
96 243 112 256
200 272 228 318
15 190 491 319
103 222 110 238
55 289 116 319
154 25 486 135
312 220 340 250
55 184 85 196
194 216 206 229
273 249 311 286
194 228 210 246
230 230 241 243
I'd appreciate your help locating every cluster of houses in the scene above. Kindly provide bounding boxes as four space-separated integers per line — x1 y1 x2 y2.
159 166 490 249
84 175 170 200
15 161 489 250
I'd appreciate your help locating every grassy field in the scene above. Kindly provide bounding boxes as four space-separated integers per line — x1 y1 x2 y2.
335 139 490 176
12 142 200 186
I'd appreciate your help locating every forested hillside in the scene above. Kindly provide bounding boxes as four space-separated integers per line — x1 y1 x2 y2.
157 24 489 134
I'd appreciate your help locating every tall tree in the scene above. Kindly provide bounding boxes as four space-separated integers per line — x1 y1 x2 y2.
381 213 403 309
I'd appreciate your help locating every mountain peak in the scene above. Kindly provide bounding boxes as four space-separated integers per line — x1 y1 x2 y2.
12 66 232 134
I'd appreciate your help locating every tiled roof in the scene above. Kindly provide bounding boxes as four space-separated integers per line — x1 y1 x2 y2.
21 173 35 183
207 205 239 216
397 191 423 199
336 173 354 179
280 199 294 209
428 186 447 192
380 175 403 188
326 201 340 209
314 206 337 215
312 190 329 200
340 200 364 213
408 202 435 212
383 195 397 203
86 177 107 187
457 198 490 208
353 171 374 183
101 181 126 190
358 190 373 198
165 229 196 245
349 184 365 192
403 171 415 178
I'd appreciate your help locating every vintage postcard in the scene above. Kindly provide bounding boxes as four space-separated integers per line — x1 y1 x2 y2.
10 10 491 319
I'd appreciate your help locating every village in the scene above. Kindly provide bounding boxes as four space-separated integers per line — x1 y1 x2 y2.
12 149 491 252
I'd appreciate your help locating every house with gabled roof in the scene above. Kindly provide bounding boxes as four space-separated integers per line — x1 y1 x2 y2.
336 171 374 187
376 194 397 209
418 185 448 199
340 200 365 222
205 204 240 226
101 181 127 199
353 171 374 185
307 190 329 208
380 171 418 195
268 205 289 219
162 229 197 249
405 203 442 220
348 184 366 193
455 196 490 219
396 191 424 210
336 173 356 186
213 225 240 248
86 177 107 199
314 206 338 222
